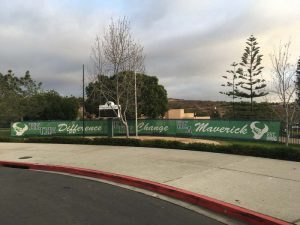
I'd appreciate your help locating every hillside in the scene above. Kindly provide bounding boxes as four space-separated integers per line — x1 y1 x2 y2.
167 98 286 120
168 98 231 117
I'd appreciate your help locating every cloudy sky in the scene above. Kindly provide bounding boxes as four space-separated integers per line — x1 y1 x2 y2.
0 0 300 101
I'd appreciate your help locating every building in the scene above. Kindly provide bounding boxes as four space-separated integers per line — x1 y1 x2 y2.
164 109 210 119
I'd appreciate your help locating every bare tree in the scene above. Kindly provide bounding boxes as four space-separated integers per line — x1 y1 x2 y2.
90 17 145 137
270 41 297 146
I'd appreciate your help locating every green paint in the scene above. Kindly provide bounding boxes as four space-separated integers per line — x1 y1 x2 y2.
11 119 281 142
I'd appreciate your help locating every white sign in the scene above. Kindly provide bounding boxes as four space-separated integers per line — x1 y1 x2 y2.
99 101 121 118
99 101 119 110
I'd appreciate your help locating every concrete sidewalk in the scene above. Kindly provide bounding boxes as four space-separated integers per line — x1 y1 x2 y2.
0 143 299 224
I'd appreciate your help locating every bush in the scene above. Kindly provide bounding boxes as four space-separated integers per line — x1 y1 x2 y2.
141 140 185 149
93 138 141 146
0 137 22 142
25 137 92 145
0 136 299 162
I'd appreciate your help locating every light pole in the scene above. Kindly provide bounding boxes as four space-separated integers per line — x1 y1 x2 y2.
134 70 138 137
82 64 85 136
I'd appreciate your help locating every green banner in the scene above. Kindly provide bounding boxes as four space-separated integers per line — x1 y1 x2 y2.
11 121 107 137
11 119 281 142
134 120 280 141
190 120 280 141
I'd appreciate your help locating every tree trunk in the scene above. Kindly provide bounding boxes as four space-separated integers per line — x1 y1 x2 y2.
119 115 130 138
285 123 289 147
124 122 129 138
285 109 289 147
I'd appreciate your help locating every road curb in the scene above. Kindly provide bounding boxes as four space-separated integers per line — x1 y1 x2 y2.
0 160 291 225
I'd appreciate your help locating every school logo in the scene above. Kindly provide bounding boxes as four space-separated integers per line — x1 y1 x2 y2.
250 122 269 139
12 122 28 136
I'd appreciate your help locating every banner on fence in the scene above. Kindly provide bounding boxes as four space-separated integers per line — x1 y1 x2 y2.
10 121 107 137
11 119 281 141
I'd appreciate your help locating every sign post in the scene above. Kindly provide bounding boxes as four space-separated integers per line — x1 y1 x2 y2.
99 101 121 137
98 101 121 118
107 119 113 137
82 64 85 136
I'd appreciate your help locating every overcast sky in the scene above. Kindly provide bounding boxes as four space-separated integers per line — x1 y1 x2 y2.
0 0 299 101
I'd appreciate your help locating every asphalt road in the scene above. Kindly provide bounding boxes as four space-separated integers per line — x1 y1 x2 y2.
0 167 225 225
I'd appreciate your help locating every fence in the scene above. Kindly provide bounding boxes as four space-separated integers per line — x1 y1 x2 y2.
11 119 281 142
279 125 300 144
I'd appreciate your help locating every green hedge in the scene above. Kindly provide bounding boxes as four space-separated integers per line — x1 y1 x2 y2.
0 137 299 162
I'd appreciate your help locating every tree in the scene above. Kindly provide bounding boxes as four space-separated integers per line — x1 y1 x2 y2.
61 96 80 120
237 35 268 112
19 71 43 120
0 70 79 123
0 70 42 122
86 72 168 119
296 57 300 105
270 41 297 146
27 91 80 120
90 17 144 137
138 74 168 118
0 70 20 124
220 62 242 117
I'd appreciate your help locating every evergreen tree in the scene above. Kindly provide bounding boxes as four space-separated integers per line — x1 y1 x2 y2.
219 62 242 117
237 35 268 112
138 74 168 118
296 57 300 105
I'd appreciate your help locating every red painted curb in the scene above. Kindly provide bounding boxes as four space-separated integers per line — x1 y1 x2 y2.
0 160 291 225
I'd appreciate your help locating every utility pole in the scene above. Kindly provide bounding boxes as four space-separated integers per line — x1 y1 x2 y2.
82 64 85 136
134 71 138 137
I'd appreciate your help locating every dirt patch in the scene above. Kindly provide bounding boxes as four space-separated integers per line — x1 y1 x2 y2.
129 136 220 145
89 135 220 145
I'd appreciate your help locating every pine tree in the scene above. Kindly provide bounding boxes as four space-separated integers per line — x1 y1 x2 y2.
237 35 268 112
219 62 242 117
296 57 300 105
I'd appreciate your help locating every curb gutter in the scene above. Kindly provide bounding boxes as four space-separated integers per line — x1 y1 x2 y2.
0 160 291 225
